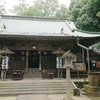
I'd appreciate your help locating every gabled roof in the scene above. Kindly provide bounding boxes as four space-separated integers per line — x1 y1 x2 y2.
0 15 100 38
1 46 15 54
60 50 77 59
52 47 65 55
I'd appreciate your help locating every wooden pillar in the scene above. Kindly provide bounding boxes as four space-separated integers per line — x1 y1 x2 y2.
26 50 29 72
1 70 4 80
61 69 63 78
82 49 86 84
1 70 6 81
58 69 60 79
39 51 41 70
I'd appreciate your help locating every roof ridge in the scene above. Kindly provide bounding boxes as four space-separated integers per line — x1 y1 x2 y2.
0 15 69 21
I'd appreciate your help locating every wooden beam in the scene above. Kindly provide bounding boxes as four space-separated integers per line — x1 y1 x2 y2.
9 46 58 51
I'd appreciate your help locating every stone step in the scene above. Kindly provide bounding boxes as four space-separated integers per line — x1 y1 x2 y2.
0 90 74 95
0 83 74 88
0 86 75 90
0 83 75 89
0 87 75 92
0 81 76 96
0 83 74 87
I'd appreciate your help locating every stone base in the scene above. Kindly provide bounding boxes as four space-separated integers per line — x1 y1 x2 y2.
84 84 100 93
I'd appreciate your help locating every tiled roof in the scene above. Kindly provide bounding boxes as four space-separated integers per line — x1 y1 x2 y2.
0 15 100 38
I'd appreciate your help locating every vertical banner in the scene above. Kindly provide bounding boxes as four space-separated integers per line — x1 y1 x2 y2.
56 57 62 69
2 56 9 69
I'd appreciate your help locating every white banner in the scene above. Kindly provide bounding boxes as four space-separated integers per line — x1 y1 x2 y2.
2 56 9 69
56 57 62 69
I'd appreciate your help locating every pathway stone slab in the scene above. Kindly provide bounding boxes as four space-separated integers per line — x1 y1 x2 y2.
16 94 91 100
47 94 91 100
16 95 48 100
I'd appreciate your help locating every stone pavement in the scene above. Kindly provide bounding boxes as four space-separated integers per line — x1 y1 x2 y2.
0 97 16 100
15 94 91 100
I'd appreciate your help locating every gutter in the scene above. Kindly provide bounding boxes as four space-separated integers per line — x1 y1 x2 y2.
77 38 90 72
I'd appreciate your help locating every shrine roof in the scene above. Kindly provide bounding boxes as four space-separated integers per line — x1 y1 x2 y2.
0 15 100 38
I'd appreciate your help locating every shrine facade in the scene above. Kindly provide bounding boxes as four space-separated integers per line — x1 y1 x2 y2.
0 15 100 79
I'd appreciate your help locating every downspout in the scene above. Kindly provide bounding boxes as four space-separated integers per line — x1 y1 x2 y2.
77 38 90 72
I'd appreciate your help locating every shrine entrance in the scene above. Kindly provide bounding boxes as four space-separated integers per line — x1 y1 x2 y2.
28 56 39 68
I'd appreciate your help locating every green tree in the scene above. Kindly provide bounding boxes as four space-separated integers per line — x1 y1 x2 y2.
0 0 6 14
10 0 69 18
96 11 100 17
88 0 100 18
69 0 86 22
88 0 98 4
69 0 100 32
10 0 29 15
56 4 69 18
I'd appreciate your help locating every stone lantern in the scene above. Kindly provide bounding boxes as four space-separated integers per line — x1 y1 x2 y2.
60 50 77 100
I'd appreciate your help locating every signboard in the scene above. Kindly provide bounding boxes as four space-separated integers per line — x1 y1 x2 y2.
56 57 62 69
72 63 86 71
2 56 9 69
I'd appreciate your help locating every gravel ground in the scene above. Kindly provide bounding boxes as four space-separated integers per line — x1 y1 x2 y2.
0 95 100 100
47 94 91 100
87 96 100 100
0 97 17 100
0 95 91 100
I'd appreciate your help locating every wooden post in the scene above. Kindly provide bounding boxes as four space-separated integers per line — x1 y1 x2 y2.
4 70 6 81
1 70 4 80
58 69 60 79
1 70 6 81
26 50 29 72
61 68 63 78
39 51 41 70
82 49 86 84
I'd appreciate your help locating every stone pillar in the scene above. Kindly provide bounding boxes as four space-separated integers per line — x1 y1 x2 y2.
60 50 76 100
66 66 71 99
26 50 29 72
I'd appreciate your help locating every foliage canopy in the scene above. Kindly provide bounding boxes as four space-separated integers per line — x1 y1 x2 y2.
0 0 6 14
10 0 69 18
69 0 100 32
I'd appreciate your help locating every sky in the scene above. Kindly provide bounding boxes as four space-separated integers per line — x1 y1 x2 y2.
5 0 71 14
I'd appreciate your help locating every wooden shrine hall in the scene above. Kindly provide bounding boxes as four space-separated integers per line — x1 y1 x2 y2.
0 15 100 79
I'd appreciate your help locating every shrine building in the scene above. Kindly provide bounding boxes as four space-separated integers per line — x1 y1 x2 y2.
0 15 100 79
